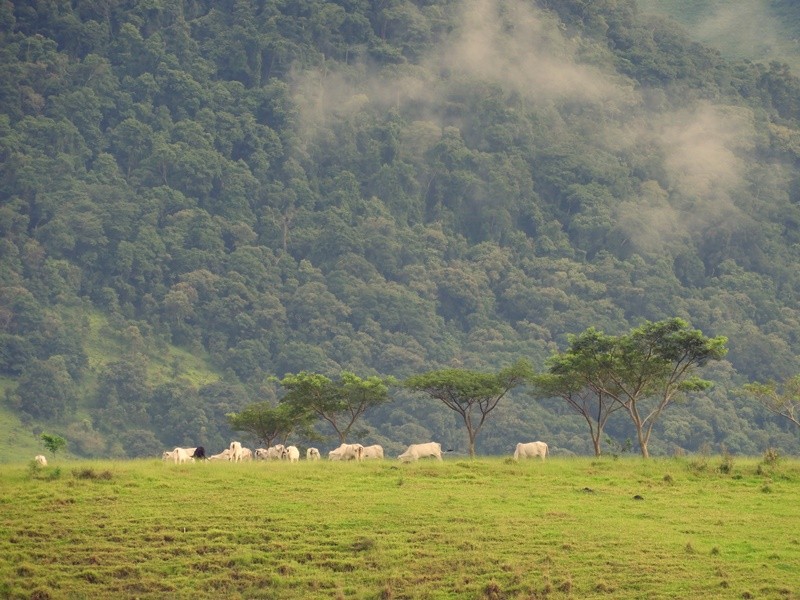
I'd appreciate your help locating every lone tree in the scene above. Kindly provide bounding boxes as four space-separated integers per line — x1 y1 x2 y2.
404 359 533 457
538 319 727 458
741 376 800 429
276 371 395 443
226 402 306 448
41 433 66 457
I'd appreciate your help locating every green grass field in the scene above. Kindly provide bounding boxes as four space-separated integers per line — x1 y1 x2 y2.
1 456 798 599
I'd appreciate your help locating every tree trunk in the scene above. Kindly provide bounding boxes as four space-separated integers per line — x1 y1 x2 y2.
629 404 649 458
467 428 476 458
635 423 649 458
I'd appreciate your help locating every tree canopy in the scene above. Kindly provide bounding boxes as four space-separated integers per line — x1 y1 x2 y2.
226 402 303 448
741 377 800 430
404 360 533 457
276 371 395 443
540 319 728 457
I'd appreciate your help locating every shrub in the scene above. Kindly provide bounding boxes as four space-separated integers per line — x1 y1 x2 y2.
72 468 113 480
762 447 780 465
718 448 734 474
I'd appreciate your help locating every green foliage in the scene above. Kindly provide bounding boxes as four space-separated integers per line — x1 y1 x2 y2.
277 371 395 443
11 357 78 421
636 0 800 73
405 360 532 456
40 433 66 456
740 376 800 428
2 0 800 457
27 460 61 480
541 319 728 457
226 402 302 448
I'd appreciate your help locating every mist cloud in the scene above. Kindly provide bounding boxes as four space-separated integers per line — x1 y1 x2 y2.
433 0 630 105
659 103 756 199
288 0 772 254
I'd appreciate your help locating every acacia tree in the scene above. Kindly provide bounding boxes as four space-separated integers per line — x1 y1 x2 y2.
276 371 395 443
540 319 728 458
530 328 623 456
404 359 533 457
741 376 800 429
226 402 303 448
616 319 728 457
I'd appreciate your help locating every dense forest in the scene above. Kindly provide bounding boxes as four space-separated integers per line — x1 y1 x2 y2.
2 0 800 459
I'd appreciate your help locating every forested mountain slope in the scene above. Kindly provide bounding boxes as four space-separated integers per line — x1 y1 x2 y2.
2 0 800 459
636 0 800 72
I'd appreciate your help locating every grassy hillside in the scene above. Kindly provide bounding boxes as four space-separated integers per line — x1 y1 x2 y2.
0 403 43 463
81 311 219 387
636 0 800 71
1 456 798 599
0 310 221 463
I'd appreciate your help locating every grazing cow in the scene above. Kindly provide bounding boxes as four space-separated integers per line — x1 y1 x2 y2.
192 446 206 460
256 445 284 460
163 447 196 463
513 441 548 461
172 447 195 464
398 442 443 462
241 447 253 461
254 448 268 459
306 447 321 461
34 455 47 466
208 449 230 461
362 444 384 459
229 441 244 462
328 443 364 461
281 445 300 462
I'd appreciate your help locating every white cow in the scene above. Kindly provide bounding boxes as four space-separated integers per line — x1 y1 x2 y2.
172 447 195 464
328 443 364 461
208 449 231 460
34 455 47 466
163 447 196 463
398 442 442 462
256 445 284 460
229 441 244 462
514 441 548 461
241 447 253 461
281 445 300 462
361 444 384 459
306 447 321 461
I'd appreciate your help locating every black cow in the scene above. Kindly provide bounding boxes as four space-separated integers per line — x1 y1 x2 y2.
192 446 207 460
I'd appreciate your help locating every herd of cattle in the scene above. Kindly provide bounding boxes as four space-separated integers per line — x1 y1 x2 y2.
157 440 550 464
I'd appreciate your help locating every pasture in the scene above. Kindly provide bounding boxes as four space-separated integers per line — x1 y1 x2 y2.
1 456 798 599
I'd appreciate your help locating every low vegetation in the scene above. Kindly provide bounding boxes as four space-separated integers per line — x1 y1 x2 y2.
1 456 798 599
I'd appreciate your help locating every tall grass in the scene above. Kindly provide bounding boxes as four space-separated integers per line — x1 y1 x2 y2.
1 456 798 599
